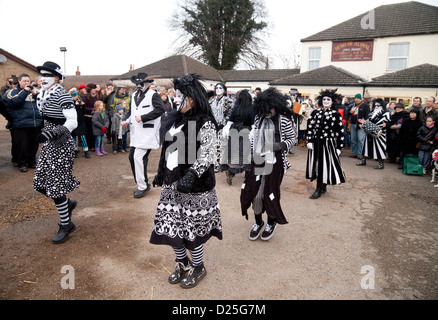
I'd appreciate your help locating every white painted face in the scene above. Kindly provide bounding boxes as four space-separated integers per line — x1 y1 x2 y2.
322 96 333 107
137 82 149 91
215 84 225 96
41 72 56 90
174 89 185 110
374 102 382 108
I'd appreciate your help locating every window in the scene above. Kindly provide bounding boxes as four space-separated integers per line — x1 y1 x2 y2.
309 47 321 70
388 43 409 71
383 96 411 107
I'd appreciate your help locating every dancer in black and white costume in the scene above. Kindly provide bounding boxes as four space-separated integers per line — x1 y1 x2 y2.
123 73 165 198
306 89 346 199
209 82 234 171
355 98 391 169
240 88 296 241
33 61 79 244
150 74 222 289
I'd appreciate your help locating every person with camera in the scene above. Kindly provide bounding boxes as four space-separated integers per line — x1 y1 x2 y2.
3 73 42 172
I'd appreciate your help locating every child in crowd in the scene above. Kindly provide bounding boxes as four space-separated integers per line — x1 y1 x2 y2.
70 89 90 158
112 102 128 154
91 100 109 156
417 115 437 175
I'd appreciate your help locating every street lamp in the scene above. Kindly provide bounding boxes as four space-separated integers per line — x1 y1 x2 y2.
60 47 67 74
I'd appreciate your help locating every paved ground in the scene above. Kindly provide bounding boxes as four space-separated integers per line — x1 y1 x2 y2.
0 129 437 300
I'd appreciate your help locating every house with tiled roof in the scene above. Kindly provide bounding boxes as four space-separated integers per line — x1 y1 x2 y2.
365 63 438 103
0 48 39 81
0 48 40 130
270 65 368 99
112 54 299 93
300 2 438 78
298 1 438 104
112 55 223 91
220 69 299 92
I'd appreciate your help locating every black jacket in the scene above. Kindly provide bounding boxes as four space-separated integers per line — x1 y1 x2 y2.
399 118 422 154
156 111 217 193
417 125 437 152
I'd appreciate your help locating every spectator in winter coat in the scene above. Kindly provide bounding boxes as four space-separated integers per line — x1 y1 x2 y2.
3 73 42 172
91 100 109 156
387 103 409 163
398 109 422 169
82 83 99 150
349 93 370 160
419 97 438 125
417 115 437 174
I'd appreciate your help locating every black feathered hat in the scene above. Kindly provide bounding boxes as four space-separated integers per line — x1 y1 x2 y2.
130 72 154 85
173 74 216 123
36 61 64 79
316 89 342 107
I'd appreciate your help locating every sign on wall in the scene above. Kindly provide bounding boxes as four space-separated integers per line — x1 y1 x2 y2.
331 40 374 61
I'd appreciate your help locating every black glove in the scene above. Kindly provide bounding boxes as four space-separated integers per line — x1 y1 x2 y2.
36 130 55 143
153 174 163 187
273 142 286 152
273 142 282 152
176 170 197 193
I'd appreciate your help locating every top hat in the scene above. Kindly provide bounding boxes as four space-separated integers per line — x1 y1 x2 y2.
130 73 154 85
36 61 64 78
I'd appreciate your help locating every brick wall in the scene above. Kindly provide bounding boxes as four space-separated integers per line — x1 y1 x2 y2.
0 60 39 131
0 59 39 83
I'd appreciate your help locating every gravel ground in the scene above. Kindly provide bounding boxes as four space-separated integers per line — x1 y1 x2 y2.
0 130 437 301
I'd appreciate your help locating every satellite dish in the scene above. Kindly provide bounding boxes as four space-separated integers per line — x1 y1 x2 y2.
0 54 7 64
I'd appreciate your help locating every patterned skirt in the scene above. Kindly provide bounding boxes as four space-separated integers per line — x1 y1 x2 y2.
33 121 80 198
150 182 222 250
363 131 387 160
306 139 346 185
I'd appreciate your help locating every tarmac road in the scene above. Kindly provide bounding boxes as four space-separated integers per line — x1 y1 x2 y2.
0 130 437 300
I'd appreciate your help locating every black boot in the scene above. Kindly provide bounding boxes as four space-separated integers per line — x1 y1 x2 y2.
84 151 91 158
321 183 327 194
356 157 366 166
52 222 76 244
67 199 77 219
226 170 233 185
168 257 191 284
310 180 323 199
180 263 207 289
374 159 384 169
74 150 79 158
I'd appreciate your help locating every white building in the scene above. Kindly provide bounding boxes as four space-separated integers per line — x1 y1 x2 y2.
296 1 438 103
300 1 438 79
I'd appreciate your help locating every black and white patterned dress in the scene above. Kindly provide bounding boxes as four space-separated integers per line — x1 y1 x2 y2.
33 84 80 198
362 109 391 160
150 115 222 250
306 107 346 185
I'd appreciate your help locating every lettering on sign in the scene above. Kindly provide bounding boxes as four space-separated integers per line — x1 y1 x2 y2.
331 40 374 62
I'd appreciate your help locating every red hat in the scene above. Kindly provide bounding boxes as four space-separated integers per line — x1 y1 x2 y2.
78 84 86 90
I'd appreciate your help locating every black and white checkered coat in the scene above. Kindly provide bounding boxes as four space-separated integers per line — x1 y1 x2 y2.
306 107 346 185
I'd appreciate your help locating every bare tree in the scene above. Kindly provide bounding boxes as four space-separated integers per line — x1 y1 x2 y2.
277 42 302 69
169 0 269 70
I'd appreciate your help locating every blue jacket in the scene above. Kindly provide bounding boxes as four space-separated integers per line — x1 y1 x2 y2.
4 85 42 129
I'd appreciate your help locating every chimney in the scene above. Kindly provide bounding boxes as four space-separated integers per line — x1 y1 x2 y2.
76 66 81 76
130 64 134 71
